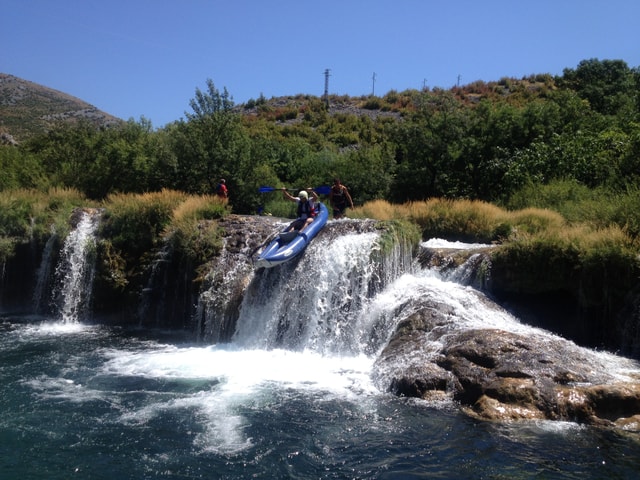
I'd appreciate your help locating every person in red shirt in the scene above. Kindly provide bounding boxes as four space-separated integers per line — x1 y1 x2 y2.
216 178 228 199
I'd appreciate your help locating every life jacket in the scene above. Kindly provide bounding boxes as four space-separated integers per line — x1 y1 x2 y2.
297 199 317 219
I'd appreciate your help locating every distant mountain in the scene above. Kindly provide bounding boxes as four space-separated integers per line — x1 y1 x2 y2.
0 73 122 143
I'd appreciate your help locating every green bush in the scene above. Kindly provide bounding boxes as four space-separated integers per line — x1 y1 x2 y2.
0 188 87 242
0 236 17 264
507 179 640 237
100 191 186 265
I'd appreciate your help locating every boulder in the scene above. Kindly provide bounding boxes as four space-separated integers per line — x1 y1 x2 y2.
373 297 640 430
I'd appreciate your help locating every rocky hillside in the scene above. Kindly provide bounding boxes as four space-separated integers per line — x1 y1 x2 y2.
0 73 122 143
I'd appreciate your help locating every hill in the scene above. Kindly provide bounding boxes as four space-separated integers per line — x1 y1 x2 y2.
1 72 557 144
0 73 122 143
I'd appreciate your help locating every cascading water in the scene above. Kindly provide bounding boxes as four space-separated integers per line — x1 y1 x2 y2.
234 232 386 353
2 229 640 477
195 226 266 342
228 221 415 355
50 209 101 323
32 226 57 314
137 236 175 326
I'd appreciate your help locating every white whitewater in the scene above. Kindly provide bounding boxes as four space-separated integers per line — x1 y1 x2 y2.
79 236 639 455
51 210 101 323
233 232 388 354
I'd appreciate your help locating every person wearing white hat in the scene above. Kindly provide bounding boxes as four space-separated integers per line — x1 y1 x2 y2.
282 187 319 233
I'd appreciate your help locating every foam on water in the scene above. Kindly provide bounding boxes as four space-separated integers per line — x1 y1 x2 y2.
362 268 640 382
23 375 108 404
99 344 377 454
422 238 496 250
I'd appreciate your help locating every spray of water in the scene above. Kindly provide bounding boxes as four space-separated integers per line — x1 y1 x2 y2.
233 232 390 354
51 210 101 323
18 233 638 455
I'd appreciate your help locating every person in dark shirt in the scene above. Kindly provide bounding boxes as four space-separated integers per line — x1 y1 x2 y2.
328 178 353 219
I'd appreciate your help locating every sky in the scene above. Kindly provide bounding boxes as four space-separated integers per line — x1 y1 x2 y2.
3 0 639 128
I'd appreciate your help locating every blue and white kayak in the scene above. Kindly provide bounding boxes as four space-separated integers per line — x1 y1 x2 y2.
255 203 329 269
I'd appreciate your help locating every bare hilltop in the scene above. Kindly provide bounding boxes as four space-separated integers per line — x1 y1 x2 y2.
0 73 121 143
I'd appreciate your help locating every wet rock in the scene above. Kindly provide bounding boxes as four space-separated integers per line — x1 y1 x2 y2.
374 296 640 429
614 414 640 432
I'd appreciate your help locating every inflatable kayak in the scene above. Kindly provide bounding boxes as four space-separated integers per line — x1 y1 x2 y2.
255 203 329 269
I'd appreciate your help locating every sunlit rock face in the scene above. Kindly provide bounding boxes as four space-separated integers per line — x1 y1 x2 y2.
374 298 640 429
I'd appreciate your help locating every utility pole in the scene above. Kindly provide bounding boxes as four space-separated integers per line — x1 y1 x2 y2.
372 72 376 96
323 69 331 107
457 74 461 87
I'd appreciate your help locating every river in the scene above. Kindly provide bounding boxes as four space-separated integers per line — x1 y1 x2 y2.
1 216 639 478
1 314 639 479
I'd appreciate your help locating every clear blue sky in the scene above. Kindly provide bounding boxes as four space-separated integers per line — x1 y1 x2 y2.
3 0 639 128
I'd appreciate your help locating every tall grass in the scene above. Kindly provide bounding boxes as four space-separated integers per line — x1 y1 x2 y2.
169 194 229 265
506 179 640 237
101 190 188 256
99 190 230 286
0 187 88 240
351 198 512 243
172 194 228 222
351 196 637 249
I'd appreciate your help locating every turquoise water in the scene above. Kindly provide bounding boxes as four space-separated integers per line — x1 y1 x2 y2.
2 316 639 479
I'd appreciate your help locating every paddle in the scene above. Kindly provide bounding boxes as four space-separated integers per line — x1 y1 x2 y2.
259 185 332 195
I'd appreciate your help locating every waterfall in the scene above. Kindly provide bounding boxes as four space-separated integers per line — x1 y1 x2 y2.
195 225 266 343
232 231 409 354
33 226 57 314
51 209 101 324
137 236 174 326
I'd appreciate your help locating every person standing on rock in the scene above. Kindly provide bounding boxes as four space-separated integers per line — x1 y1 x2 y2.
329 178 353 219
216 178 228 199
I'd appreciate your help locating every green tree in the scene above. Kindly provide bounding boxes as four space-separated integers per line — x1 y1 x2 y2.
335 144 395 203
25 118 166 199
172 79 249 200
0 145 47 190
390 91 465 201
560 58 637 115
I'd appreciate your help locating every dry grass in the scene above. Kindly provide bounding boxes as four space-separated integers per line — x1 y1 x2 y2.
507 207 566 239
351 199 403 221
104 189 188 213
351 198 637 250
352 198 509 242
172 194 228 222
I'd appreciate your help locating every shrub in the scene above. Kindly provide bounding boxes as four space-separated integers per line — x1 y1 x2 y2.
169 194 227 265
508 208 565 236
0 236 16 264
172 194 228 222
0 188 87 241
